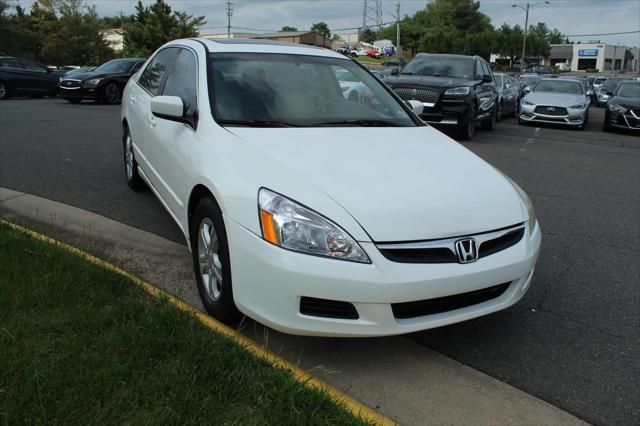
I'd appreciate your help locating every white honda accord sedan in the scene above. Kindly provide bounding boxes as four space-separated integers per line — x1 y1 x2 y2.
120 38 541 337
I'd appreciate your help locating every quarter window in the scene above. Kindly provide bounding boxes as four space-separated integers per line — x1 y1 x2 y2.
162 49 198 117
139 48 178 95
21 59 47 73
0 58 22 69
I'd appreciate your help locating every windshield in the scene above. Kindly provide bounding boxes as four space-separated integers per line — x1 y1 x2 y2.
594 78 606 85
95 59 135 73
494 74 503 87
602 79 629 91
209 53 415 127
400 56 474 79
616 83 640 97
520 76 540 87
533 80 584 94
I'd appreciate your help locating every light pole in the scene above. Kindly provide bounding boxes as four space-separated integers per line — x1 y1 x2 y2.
512 2 549 72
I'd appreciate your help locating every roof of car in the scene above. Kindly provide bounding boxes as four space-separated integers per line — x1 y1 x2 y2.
414 53 476 60
188 38 344 59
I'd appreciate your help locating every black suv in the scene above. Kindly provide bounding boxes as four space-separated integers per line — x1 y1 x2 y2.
384 53 498 139
58 58 144 104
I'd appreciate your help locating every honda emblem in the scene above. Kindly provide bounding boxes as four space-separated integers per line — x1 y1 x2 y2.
454 238 478 263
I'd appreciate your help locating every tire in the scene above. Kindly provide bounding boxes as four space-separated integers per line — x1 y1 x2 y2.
102 82 121 104
514 98 520 116
458 104 476 140
67 98 82 104
123 127 146 191
603 111 611 132
482 104 497 131
0 81 11 99
578 111 588 131
191 197 240 323
497 100 503 121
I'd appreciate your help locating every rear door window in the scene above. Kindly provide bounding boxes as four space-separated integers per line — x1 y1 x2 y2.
0 58 22 69
20 59 47 73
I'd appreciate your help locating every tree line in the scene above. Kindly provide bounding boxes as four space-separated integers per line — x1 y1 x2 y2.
0 0 203 65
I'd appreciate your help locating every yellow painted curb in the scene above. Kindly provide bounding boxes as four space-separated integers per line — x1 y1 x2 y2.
0 218 395 426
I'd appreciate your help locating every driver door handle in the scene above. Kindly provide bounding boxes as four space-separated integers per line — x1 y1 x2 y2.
148 115 157 128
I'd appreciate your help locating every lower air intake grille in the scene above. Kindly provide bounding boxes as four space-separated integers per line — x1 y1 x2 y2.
300 297 359 320
391 282 510 319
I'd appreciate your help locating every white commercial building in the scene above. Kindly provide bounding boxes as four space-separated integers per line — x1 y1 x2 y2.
545 43 639 73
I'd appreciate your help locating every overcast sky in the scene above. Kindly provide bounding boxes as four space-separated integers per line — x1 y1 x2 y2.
9 0 640 47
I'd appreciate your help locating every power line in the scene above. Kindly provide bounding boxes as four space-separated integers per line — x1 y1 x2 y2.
562 30 640 37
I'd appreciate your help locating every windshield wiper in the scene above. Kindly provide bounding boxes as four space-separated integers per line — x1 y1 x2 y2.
217 119 299 128
312 119 399 127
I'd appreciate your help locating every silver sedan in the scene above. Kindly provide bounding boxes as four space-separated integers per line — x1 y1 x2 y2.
519 79 590 130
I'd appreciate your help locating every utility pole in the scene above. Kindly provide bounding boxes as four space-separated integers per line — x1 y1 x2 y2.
395 2 401 57
225 2 233 38
613 43 618 75
513 2 549 73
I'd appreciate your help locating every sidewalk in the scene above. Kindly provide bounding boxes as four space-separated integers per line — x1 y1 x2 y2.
1 187 588 426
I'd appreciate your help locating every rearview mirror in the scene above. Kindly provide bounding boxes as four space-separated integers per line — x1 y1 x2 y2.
406 100 424 116
524 86 531 93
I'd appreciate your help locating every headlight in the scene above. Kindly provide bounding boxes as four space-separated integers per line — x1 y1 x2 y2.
258 188 370 263
569 103 586 109
521 99 535 106
509 180 536 234
444 87 470 96
598 94 609 100
608 103 627 113
84 78 102 86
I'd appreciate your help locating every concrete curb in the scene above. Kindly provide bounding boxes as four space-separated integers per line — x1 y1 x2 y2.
1 187 589 426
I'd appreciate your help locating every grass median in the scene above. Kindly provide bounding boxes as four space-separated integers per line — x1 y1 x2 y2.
0 223 370 425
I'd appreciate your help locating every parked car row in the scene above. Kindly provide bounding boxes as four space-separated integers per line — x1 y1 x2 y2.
0 55 144 104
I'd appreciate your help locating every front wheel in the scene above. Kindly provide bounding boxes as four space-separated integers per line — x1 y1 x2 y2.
102 82 121 104
482 104 497 131
191 197 240 323
0 81 10 99
603 112 611 132
123 127 146 190
458 104 476 140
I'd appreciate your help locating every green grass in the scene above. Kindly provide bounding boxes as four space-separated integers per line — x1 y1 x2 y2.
0 223 370 425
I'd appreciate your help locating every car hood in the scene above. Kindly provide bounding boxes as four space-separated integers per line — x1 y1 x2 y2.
610 95 640 109
385 74 474 88
229 126 525 242
524 92 587 106
61 70 124 81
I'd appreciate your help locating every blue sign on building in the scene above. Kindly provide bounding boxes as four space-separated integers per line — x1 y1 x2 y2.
579 49 598 57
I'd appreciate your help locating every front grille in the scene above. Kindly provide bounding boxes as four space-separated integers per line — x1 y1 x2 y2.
300 297 359 320
391 282 511 319
393 87 439 104
534 105 568 116
59 80 81 89
377 225 525 264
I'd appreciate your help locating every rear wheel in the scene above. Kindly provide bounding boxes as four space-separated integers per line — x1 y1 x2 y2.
0 81 10 99
191 197 240 323
497 100 503 121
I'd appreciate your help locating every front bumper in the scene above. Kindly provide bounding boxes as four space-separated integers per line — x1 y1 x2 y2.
226 219 542 337
58 85 100 99
519 104 587 127
607 109 640 130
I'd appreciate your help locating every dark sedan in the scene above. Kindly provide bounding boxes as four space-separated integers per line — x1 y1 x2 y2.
603 81 640 132
0 56 65 99
58 58 144 104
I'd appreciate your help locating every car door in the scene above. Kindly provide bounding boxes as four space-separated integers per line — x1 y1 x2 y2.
476 60 495 114
503 76 516 112
0 57 25 93
128 47 179 192
19 58 54 94
146 47 199 219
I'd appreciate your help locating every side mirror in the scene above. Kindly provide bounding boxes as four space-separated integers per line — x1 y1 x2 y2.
406 100 424 116
151 95 197 129
586 89 594 96
482 75 492 83
524 86 531 93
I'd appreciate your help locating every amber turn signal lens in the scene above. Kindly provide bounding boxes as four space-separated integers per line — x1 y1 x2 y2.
260 210 280 244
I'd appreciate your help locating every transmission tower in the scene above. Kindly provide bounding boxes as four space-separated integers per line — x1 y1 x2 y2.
362 0 383 32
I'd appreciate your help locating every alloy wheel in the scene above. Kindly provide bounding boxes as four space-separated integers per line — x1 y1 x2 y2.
197 218 223 301
105 84 120 104
0 83 6 99
125 134 134 179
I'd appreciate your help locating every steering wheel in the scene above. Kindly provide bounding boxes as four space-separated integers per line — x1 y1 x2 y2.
319 97 351 113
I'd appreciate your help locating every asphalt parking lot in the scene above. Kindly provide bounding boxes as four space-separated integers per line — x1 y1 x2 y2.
1 98 638 425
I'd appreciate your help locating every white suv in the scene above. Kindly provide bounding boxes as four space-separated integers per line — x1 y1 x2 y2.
121 38 541 337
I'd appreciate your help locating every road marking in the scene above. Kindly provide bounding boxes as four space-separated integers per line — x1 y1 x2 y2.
535 127 541 133
0 218 395 426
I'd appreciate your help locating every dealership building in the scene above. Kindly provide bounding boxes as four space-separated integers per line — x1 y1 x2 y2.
543 43 639 72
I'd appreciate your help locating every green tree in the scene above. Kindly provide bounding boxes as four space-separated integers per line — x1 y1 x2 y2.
281 25 297 32
495 24 524 66
122 0 205 57
359 27 378 44
310 21 330 38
